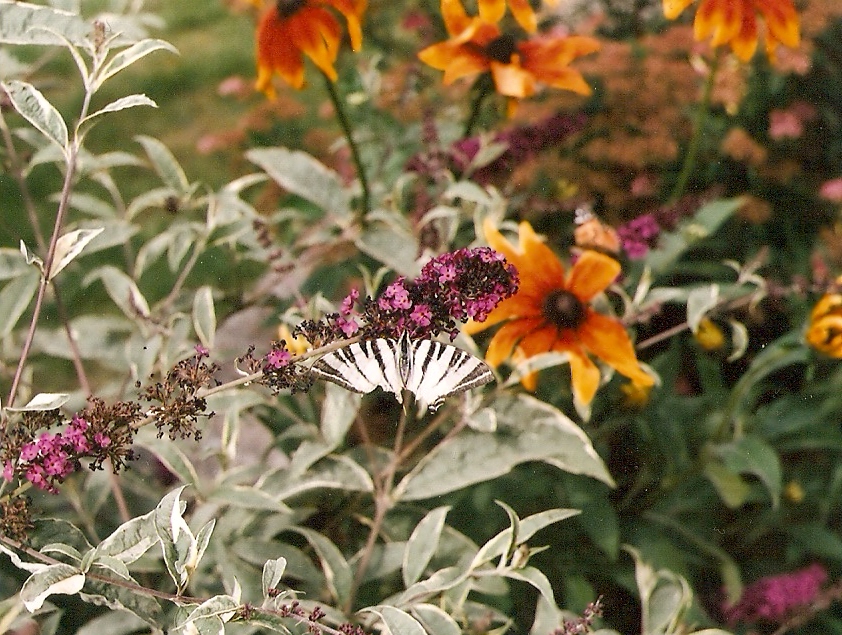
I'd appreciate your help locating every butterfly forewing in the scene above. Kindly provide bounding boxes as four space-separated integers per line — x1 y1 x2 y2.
311 340 405 402
409 340 494 411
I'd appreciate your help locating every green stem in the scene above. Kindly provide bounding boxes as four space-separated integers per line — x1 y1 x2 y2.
669 53 719 202
322 72 370 220
463 76 493 137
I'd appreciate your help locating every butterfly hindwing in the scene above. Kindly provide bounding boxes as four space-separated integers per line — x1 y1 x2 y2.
311 334 494 411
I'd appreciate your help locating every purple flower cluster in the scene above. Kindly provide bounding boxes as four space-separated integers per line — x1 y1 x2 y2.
449 113 588 186
3 415 111 493
362 246 518 339
723 563 828 625
618 213 661 259
294 246 518 345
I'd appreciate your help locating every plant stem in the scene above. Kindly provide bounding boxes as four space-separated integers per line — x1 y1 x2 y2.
463 77 493 137
322 72 370 220
668 53 719 202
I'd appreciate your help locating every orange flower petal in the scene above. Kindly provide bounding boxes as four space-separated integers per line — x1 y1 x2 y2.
477 0 506 24
759 0 799 48
577 312 653 387
728 8 758 61
566 250 621 302
441 0 474 35
568 346 601 405
662 0 695 20
289 8 341 81
491 59 536 98
485 317 546 366
507 0 537 32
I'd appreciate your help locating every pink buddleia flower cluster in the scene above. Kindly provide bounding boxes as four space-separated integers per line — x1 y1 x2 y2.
723 563 828 625
618 213 661 259
294 246 518 345
2 400 139 494
360 246 518 340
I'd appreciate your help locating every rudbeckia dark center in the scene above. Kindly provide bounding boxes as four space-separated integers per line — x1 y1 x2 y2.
484 34 517 63
276 0 306 17
542 290 586 330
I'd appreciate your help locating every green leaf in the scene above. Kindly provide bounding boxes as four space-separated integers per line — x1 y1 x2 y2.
80 575 162 626
396 395 613 501
403 506 451 587
246 147 349 216
95 509 158 564
96 39 178 88
0 269 39 337
77 95 157 138
48 228 104 280
473 508 579 568
411 604 462 635
686 284 719 333
362 606 427 635
207 485 290 512
74 610 150 635
356 226 420 277
83 266 150 320
0 2 89 45
153 487 194 591
321 383 362 447
266 455 374 500
21 564 85 612
0 247 30 280
192 286 216 349
713 435 781 507
182 595 240 625
504 567 556 607
136 432 200 489
292 528 352 607
703 460 751 509
6 392 69 412
135 135 190 194
2 80 68 153
262 557 287 598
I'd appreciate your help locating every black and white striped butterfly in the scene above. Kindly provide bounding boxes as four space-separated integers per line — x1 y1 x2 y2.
310 332 494 412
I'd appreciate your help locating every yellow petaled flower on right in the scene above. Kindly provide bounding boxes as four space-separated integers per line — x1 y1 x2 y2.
662 0 799 62
806 290 842 358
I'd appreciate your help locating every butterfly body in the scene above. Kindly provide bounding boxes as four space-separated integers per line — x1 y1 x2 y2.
311 333 494 412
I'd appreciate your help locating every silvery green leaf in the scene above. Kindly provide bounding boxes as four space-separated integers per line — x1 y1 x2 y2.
207 485 290 512
136 433 200 489
411 604 461 635
247 613 293 634
472 508 579 568
0 544 48 573
80 576 162 625
135 135 189 194
0 247 29 280
686 284 719 333
396 395 612 501
83 266 150 320
361 606 426 635
402 506 450 587
292 528 352 606
95 39 178 88
0 49 31 80
727 319 749 362
77 95 157 139
713 435 781 508
6 392 69 412
262 557 287 599
321 383 362 447
0 2 89 45
268 455 373 500
192 286 215 349
73 611 149 635
19 240 42 267
48 227 104 280
2 80 68 154
21 564 85 612
153 487 194 591
247 147 349 216
503 567 556 607
356 226 420 277
0 268 39 337
95 509 158 564
181 595 240 625
90 555 130 580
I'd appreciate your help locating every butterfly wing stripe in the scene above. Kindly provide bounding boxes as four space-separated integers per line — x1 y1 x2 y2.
371 338 405 399
311 344 380 394
411 341 495 411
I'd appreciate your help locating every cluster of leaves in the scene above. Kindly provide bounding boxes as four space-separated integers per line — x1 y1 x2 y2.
3 1 842 635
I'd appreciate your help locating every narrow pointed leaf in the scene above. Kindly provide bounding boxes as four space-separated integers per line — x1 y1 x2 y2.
49 228 104 280
2 80 68 152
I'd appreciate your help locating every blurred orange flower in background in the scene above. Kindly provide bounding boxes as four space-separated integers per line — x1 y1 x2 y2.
662 0 799 61
806 283 842 358
418 0 599 104
465 219 653 406
254 0 366 95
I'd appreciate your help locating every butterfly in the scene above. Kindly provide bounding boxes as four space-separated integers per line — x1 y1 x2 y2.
310 332 494 412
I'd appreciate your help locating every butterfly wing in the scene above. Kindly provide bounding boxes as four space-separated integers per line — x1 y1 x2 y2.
311 339 406 402
404 339 494 412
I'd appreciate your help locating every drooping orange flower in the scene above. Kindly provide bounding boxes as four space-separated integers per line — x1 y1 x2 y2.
663 0 799 62
806 286 842 358
418 0 599 103
465 219 653 405
254 0 366 96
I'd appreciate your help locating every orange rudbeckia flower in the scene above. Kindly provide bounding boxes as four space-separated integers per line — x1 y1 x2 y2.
465 219 653 406
663 0 799 62
418 0 599 102
254 0 366 96
806 288 842 358
475 0 557 33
